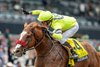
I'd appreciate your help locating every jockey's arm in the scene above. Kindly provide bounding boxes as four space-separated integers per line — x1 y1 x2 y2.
52 29 62 40
22 9 44 15
50 24 63 40
31 10 44 15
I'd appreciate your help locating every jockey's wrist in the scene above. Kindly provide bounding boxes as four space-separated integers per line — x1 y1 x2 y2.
52 33 62 40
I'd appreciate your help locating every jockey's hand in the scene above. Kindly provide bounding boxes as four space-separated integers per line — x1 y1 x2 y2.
21 8 31 15
52 33 62 40
49 29 63 40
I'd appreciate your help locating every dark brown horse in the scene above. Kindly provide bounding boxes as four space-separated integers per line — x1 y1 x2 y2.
13 22 100 67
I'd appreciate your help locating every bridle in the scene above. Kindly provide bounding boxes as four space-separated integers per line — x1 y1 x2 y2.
25 28 57 57
14 27 47 57
15 26 65 66
24 28 46 52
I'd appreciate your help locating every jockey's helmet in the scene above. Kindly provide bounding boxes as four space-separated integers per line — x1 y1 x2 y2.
37 11 53 22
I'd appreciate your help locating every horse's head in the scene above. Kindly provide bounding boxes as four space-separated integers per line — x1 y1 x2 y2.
13 22 47 57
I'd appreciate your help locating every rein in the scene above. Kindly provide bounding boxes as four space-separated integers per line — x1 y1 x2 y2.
26 28 64 61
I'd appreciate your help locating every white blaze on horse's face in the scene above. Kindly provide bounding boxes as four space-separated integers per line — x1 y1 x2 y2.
15 44 21 49
19 31 28 40
13 31 28 56
15 31 28 50
13 44 21 52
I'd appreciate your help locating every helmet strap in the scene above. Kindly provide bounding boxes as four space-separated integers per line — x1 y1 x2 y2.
47 19 52 26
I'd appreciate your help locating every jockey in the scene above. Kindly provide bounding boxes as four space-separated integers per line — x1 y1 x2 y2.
23 9 79 59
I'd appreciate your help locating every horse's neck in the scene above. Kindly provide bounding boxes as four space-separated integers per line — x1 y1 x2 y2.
35 37 53 56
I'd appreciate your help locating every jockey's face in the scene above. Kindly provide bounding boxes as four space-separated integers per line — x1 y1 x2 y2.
42 21 49 25
42 19 52 27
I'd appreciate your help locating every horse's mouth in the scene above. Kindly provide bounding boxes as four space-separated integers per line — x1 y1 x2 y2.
12 44 26 57
13 48 26 57
13 50 23 57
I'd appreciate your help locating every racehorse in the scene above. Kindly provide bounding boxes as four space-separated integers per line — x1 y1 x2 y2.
13 22 100 67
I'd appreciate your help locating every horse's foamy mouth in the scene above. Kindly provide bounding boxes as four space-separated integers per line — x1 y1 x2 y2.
13 49 23 57
12 44 26 57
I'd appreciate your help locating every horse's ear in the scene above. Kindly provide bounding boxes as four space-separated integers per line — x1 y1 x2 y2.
24 23 28 27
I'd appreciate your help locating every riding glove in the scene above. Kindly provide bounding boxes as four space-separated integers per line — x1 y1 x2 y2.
51 29 62 40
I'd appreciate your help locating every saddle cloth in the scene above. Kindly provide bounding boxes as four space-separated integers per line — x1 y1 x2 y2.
64 38 88 66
